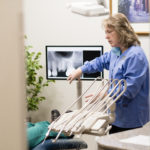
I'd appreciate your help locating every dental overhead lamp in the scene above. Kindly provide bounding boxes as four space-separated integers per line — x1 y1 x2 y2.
67 0 110 16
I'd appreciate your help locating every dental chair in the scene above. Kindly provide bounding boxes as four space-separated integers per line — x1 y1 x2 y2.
32 138 88 150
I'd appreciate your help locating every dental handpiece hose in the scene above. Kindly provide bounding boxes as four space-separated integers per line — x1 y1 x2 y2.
42 129 50 144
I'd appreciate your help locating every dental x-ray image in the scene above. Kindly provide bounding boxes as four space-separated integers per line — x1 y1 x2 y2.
46 46 103 80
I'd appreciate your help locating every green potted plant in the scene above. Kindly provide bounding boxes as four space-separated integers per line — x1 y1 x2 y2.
25 38 54 111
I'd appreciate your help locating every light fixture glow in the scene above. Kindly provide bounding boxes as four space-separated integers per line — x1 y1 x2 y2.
67 0 110 16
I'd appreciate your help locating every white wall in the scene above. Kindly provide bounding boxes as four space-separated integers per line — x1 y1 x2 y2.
23 0 111 120
0 0 27 150
23 0 150 149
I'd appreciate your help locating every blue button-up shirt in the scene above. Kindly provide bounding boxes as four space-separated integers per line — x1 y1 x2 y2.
81 45 150 128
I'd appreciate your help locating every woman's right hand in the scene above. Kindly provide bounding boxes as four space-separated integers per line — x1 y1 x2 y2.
67 68 82 84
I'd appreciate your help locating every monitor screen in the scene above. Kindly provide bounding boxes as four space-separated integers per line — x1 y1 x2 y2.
46 45 104 80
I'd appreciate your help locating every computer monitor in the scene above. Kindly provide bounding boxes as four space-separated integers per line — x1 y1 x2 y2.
46 45 104 80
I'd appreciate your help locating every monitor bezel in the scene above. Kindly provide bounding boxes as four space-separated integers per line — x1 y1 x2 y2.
46 45 104 80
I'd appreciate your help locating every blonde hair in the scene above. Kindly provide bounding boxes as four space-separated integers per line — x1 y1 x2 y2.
102 13 141 48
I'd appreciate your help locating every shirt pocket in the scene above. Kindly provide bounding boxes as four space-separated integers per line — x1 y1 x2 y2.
113 64 124 79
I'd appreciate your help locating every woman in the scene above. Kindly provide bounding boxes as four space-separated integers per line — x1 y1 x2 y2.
67 13 149 133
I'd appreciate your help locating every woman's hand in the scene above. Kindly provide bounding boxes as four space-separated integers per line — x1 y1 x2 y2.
85 94 94 102
85 91 107 103
67 68 82 84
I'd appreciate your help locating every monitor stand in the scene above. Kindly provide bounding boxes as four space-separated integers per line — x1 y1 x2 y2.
77 80 82 109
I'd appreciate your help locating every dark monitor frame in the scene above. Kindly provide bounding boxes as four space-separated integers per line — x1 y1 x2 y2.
46 45 104 80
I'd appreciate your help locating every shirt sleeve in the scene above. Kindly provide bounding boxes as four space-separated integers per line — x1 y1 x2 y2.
122 54 148 99
80 52 111 73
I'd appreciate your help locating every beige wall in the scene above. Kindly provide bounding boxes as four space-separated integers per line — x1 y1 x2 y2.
23 0 150 150
23 0 112 121
0 0 27 150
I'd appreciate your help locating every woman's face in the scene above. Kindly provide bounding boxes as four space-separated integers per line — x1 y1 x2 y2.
105 26 120 47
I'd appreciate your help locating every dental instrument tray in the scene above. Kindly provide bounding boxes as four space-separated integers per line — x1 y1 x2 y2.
44 77 127 142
